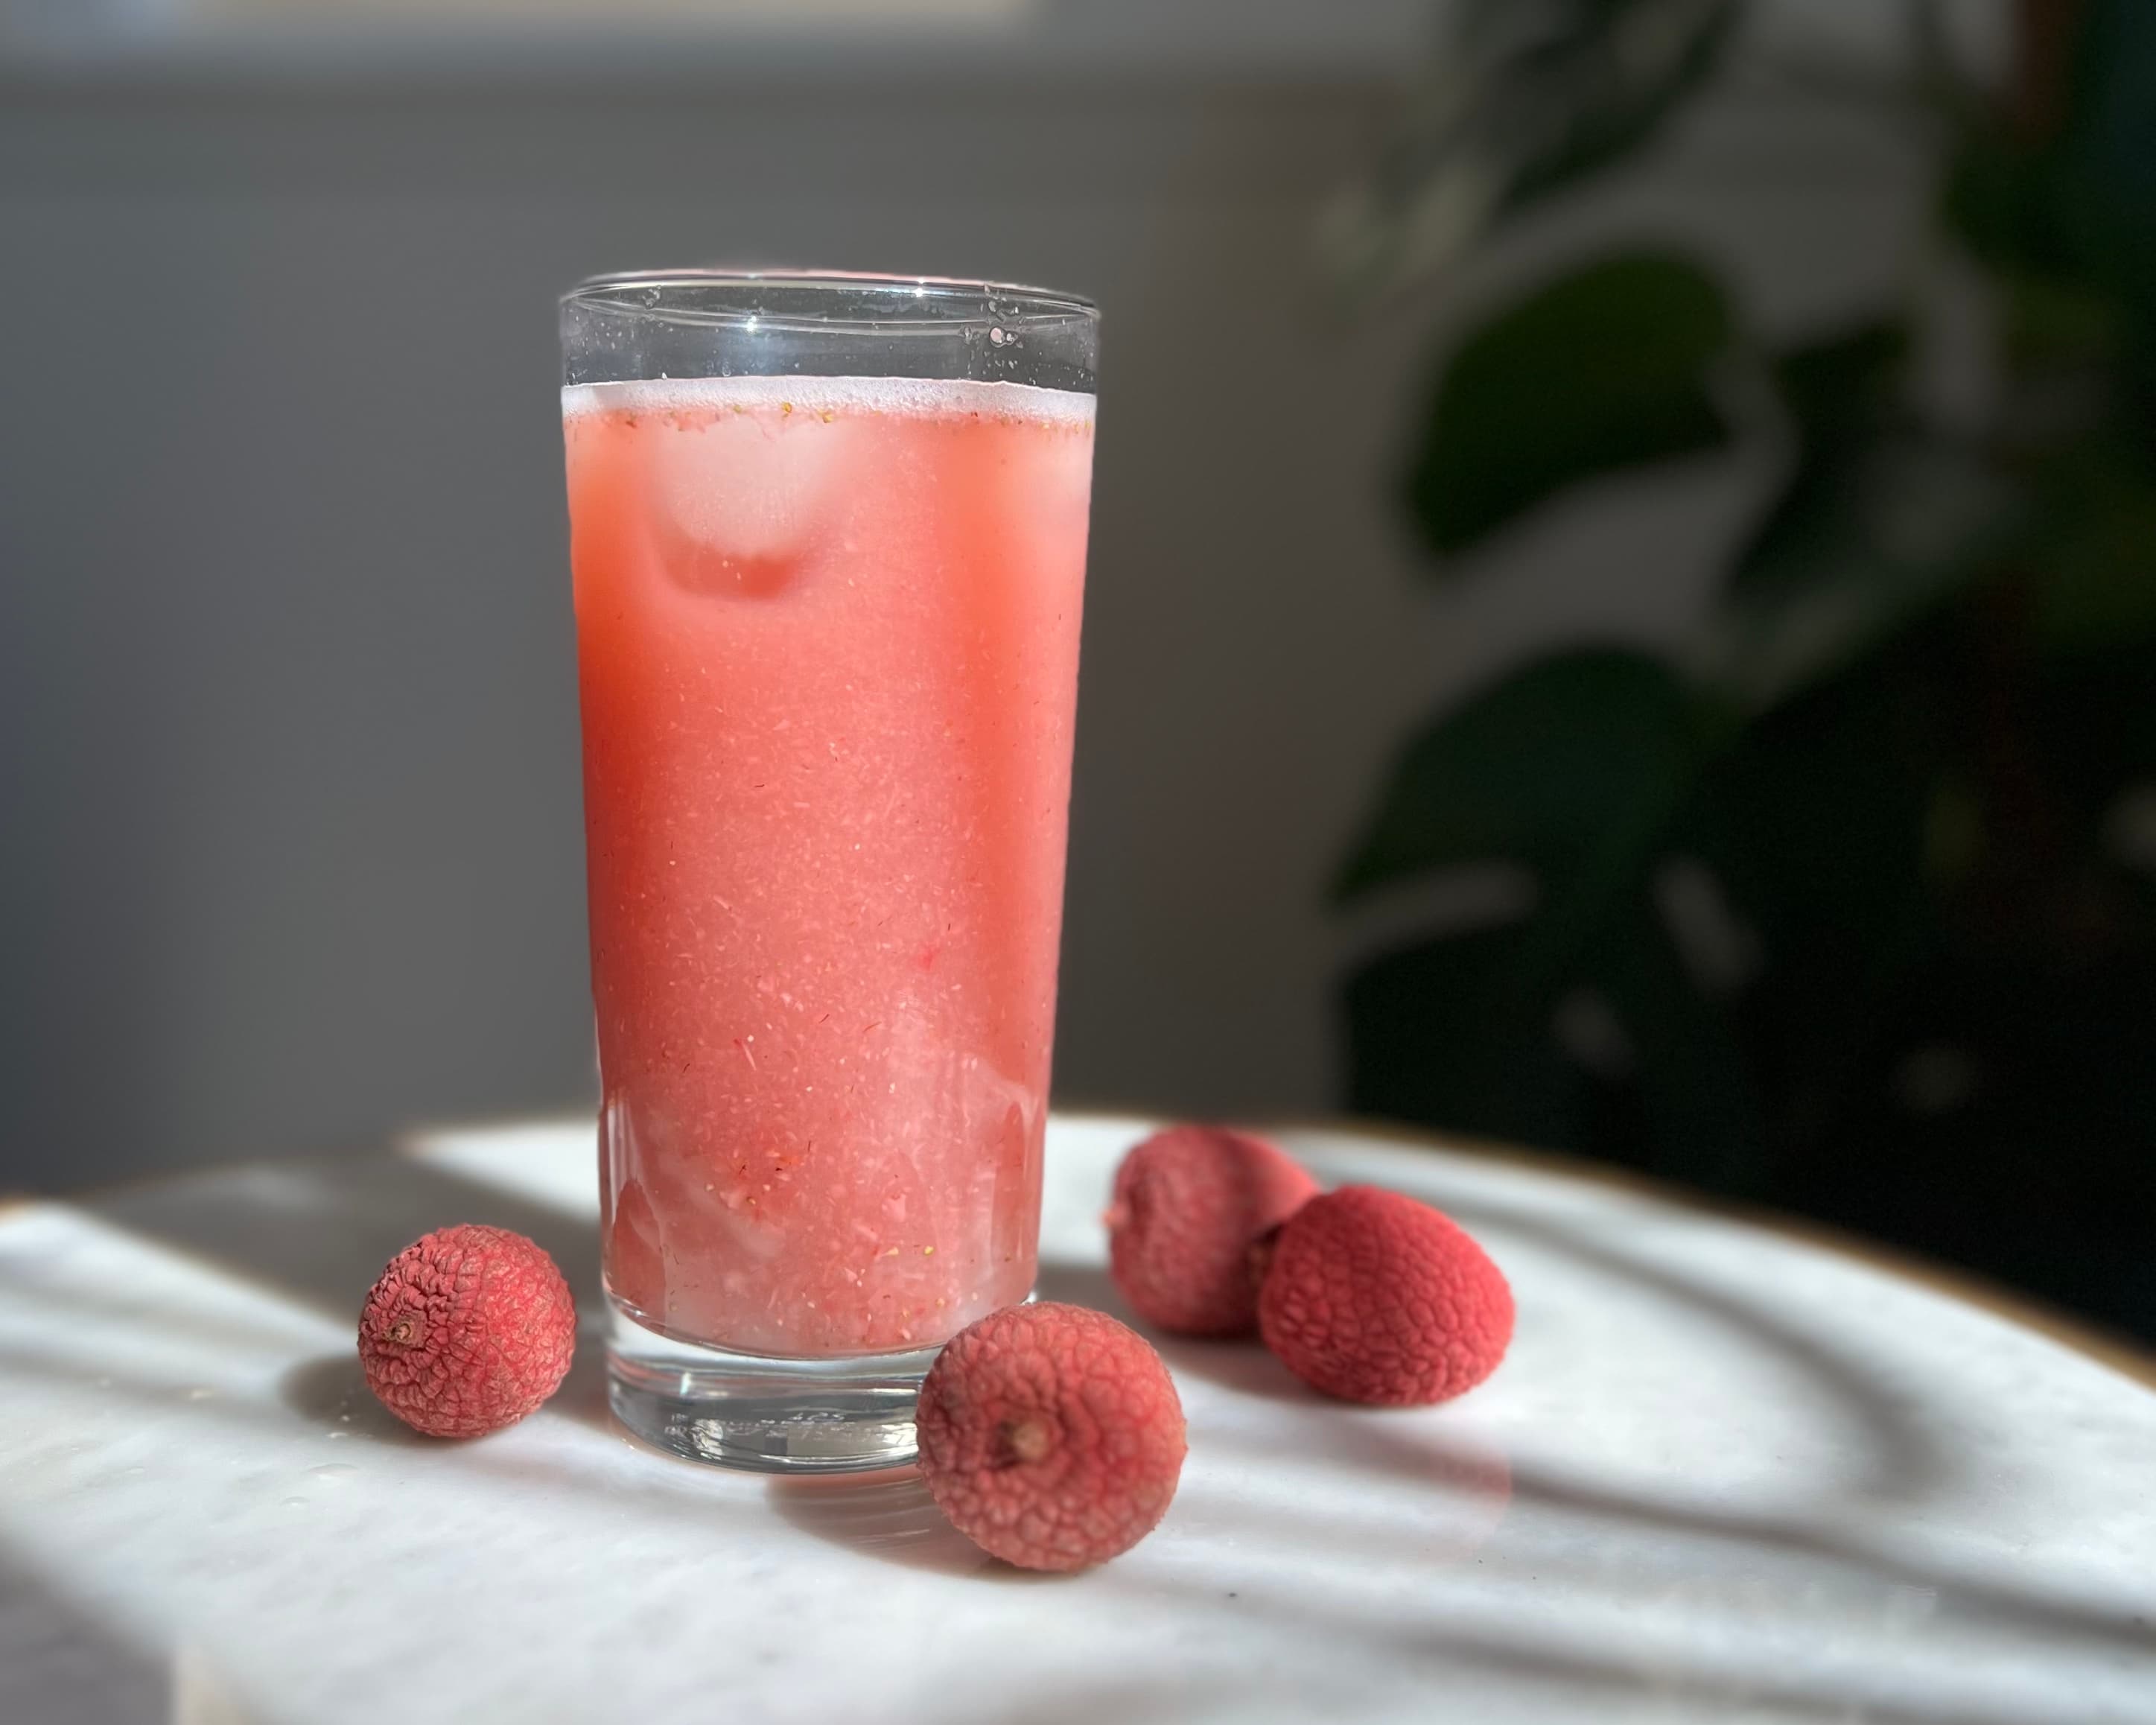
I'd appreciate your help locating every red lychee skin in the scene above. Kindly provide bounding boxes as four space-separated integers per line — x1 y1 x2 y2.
357 1225 577 1438
1258 1186 1513 1406
1105 1125 1320 1337
915 1302 1186 1572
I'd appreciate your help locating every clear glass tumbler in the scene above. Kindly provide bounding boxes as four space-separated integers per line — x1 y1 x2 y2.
559 272 1097 1471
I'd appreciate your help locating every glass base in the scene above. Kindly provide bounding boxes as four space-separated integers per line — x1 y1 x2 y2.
606 1303 938 1474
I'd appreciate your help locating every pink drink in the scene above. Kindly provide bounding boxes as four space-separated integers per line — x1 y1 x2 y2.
562 376 1093 1358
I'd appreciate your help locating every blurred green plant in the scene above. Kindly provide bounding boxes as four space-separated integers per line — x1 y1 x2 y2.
1335 0 2156 1332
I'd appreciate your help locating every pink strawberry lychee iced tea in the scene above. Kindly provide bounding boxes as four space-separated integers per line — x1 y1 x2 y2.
562 375 1092 1358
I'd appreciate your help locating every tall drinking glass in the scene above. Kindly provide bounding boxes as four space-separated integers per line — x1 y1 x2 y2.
559 272 1097 1471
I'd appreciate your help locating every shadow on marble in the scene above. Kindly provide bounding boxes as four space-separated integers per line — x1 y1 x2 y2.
1031 1257 1321 1402
87 1153 606 1327
87 1153 621 1437
1098 1537 2124 1725
0 1536 165 1725
763 1474 1001 1578
1149 1332 1312 1402
278 1354 429 1446
1423 1204 2156 1662
1277 1415 1515 1509
279 1346 617 1450
0 1339 763 1548
48 1145 2156 1714
1500 1452 2156 1675
0 1257 332 1367
1031 1260 1121 1314
1443 1195 1952 1507
276 1345 627 1446
1147 1201 2156 1697
1187 1397 2156 1698
543 1338 620 1435
6 1335 2149 1723
941 1676 1282 1725
1379 1613 2038 1725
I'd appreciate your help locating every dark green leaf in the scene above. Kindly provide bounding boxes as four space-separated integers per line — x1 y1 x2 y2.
1335 648 1720 900
1702 317 2014 709
1942 0 2156 339
1343 923 1600 1153
1731 320 1912 602
1942 133 2075 282
2070 0 2156 225
2029 443 2156 649
1701 446 2009 709
2052 1 2156 358
1787 940 2156 1335
1681 627 1949 946
1495 0 1741 217
1574 888 1769 1193
2031 647 2156 845
2005 273 2128 369
1768 322 1911 462
1342 892 1768 1192
1405 254 1735 555
1320 0 1737 305
1332 0 2156 1337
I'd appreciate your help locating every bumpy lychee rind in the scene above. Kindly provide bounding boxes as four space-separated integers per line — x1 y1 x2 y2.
1107 1126 1320 1337
1258 1186 1513 1406
358 1224 577 1438
915 1302 1186 1572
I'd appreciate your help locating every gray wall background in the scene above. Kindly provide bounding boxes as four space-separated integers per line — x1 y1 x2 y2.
0 21 1956 1188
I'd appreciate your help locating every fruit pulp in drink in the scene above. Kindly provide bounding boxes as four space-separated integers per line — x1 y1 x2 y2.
562 374 1093 1356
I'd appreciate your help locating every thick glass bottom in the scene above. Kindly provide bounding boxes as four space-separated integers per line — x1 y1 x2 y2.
606 1303 939 1474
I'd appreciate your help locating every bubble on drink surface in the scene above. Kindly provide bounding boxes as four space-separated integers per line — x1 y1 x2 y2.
565 374 1096 427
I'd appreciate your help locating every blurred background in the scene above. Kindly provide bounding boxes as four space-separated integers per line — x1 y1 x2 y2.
4 1 2151 1335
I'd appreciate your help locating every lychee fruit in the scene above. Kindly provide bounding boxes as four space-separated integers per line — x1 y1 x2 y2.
1106 1125 1320 1337
915 1302 1186 1571
1257 1185 1512 1406
358 1224 577 1438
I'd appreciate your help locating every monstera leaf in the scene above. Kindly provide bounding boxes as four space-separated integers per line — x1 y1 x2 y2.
1731 320 1913 600
1338 0 2156 1336
1335 648 1725 898
1404 255 1736 555
1344 922 1600 1156
1343 891 1769 1192
2029 440 2156 650
1322 0 1739 304
1944 0 2156 333
1694 320 2015 708
1340 633 1951 1198
1337 647 1767 1189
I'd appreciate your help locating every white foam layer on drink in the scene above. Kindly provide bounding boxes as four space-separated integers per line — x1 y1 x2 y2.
562 374 1095 425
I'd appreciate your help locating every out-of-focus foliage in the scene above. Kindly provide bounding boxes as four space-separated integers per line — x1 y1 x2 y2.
1404 254 1735 550
1339 0 2156 1334
1318 0 1740 306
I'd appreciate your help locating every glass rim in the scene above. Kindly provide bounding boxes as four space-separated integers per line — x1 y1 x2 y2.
561 269 1098 332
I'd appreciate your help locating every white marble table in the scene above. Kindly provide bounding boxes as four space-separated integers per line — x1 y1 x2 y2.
2 1114 2153 1724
